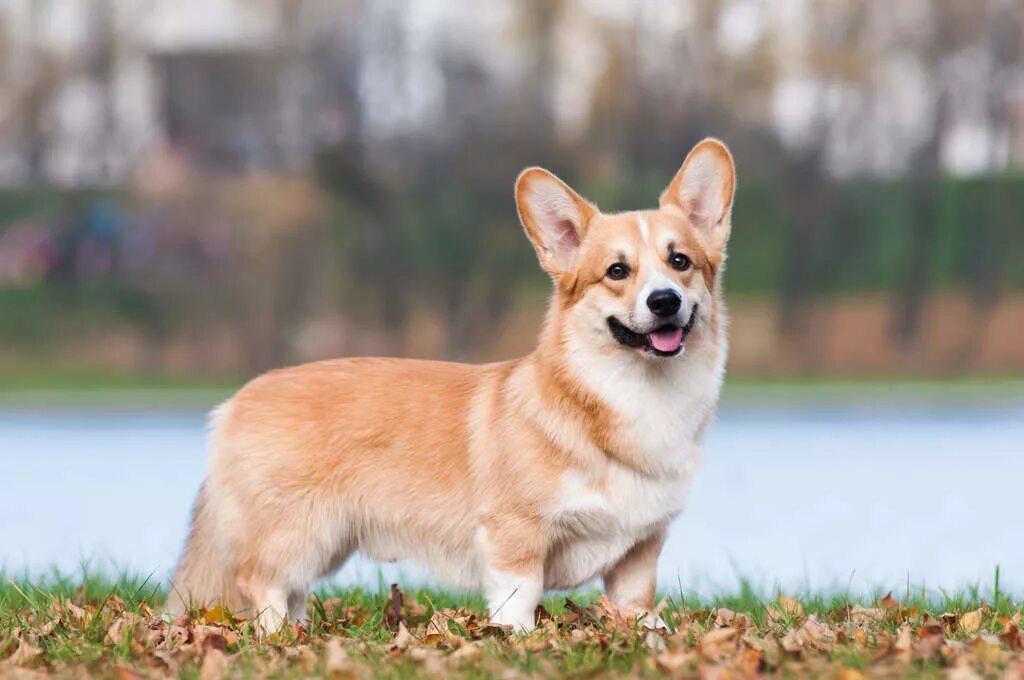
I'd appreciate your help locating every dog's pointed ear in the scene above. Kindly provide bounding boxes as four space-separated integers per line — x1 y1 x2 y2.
660 138 736 250
515 167 597 276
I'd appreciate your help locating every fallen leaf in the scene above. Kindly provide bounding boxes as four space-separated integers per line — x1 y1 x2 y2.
703 627 739 646
877 592 899 610
834 669 866 680
6 638 43 667
198 648 227 680
849 606 885 625
324 637 349 670
733 647 763 675
946 663 982 680
776 595 804 619
960 609 983 634
450 641 482 661
655 649 691 673
699 663 732 680
912 624 945 660
200 606 231 626
391 621 417 650
780 615 835 653
1003 660 1024 680
972 634 1003 664
1003 621 1023 650
893 625 913 655
111 666 145 680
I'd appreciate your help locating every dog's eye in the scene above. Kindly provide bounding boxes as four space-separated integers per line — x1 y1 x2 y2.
606 263 630 280
669 252 692 272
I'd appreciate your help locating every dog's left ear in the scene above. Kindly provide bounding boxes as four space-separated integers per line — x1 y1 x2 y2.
660 138 736 251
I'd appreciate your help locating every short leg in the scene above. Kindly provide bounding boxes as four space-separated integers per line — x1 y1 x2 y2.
603 526 667 629
238 578 289 634
287 589 309 623
477 519 545 632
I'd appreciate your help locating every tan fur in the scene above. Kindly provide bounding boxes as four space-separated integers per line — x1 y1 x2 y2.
169 139 736 632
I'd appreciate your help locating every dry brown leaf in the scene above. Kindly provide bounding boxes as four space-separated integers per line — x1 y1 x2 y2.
972 634 1003 664
776 595 804 618
714 608 736 627
198 648 228 680
849 606 885 625
878 593 900 610
834 669 867 680
284 645 318 672
200 606 230 626
147 649 180 673
59 600 88 623
960 609 984 634
912 624 945 660
1003 621 1023 650
733 647 763 675
745 636 782 668
111 665 145 680
6 638 43 667
893 625 913 655
1003 660 1024 680
698 663 732 680
946 663 982 680
713 608 752 630
703 627 739 646
450 641 482 662
34 620 57 638
391 621 417 651
655 649 692 673
105 613 143 650
409 647 443 662
422 633 445 648
781 615 835 653
324 637 350 671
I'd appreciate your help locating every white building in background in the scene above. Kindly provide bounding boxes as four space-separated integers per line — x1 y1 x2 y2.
0 0 1021 187
0 0 339 186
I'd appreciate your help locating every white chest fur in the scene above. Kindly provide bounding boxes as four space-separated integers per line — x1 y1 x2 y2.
541 337 724 589
543 458 698 589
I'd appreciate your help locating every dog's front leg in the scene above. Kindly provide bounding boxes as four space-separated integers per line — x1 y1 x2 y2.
603 526 668 629
477 518 544 632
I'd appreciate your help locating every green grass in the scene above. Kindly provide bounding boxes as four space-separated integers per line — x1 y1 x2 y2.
2 570 1023 678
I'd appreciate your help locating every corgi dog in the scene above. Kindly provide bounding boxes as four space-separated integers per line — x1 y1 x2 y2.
170 138 735 632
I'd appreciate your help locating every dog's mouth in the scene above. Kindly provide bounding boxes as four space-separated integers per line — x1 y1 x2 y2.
607 306 698 357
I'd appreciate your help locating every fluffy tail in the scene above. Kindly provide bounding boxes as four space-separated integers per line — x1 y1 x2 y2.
167 481 243 615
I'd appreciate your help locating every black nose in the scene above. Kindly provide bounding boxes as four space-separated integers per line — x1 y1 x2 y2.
646 289 682 317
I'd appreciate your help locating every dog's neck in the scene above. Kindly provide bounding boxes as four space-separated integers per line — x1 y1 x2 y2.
516 294 724 477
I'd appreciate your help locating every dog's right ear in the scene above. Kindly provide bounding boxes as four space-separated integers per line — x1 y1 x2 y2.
515 167 596 276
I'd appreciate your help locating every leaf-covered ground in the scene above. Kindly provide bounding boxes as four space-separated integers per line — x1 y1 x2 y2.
2 575 1023 679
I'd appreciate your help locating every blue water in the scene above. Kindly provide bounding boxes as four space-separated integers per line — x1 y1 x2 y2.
3 400 1023 596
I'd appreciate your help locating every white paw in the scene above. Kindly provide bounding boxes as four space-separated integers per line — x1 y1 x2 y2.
489 607 537 633
639 611 668 630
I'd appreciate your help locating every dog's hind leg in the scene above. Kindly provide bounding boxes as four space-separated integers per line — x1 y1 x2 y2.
286 540 355 623
235 505 355 633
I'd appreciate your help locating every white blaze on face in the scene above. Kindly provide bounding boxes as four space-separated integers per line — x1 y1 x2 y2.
632 214 687 329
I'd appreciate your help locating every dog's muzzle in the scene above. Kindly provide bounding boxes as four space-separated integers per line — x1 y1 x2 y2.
607 304 698 357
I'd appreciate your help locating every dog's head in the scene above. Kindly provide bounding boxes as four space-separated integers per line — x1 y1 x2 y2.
515 139 735 360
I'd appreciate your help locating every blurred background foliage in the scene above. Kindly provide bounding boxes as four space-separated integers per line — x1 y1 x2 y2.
0 0 1022 381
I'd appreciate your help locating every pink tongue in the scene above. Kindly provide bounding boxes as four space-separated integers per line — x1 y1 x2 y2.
648 326 683 353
